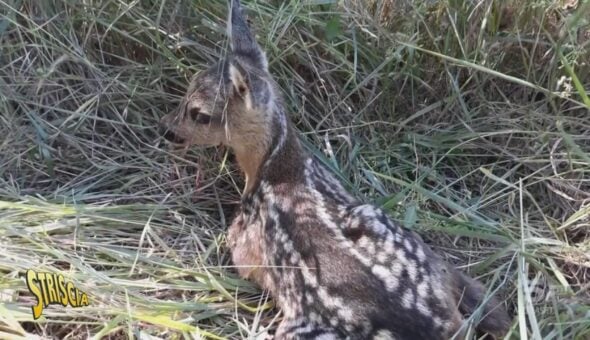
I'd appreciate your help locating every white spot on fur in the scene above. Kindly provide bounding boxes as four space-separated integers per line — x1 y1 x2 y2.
283 240 294 253
416 246 426 262
417 281 429 298
376 251 388 263
404 239 413 252
290 252 301 264
372 265 398 291
402 289 414 309
374 329 395 340
416 299 431 317
407 261 418 282
309 312 321 323
358 236 376 255
384 234 395 254
349 217 361 230
395 248 409 265
392 262 403 277
433 284 445 300
316 287 354 322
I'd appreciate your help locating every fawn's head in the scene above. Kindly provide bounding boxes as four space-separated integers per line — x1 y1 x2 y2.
160 0 282 157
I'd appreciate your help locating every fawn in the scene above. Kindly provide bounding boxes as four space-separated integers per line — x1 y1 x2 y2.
160 0 511 338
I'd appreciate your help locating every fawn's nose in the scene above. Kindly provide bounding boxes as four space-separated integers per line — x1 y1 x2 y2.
159 122 185 144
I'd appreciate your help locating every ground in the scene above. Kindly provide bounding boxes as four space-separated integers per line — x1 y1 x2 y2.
0 0 589 339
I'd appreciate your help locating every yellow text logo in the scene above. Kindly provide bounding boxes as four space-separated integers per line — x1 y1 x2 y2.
26 270 89 319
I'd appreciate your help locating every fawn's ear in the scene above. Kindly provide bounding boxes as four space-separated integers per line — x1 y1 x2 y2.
228 61 253 109
227 0 268 71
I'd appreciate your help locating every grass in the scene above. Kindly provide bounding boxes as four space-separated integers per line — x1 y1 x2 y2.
0 0 589 338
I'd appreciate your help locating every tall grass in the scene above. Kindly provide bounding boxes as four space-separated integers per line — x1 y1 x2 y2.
0 0 589 338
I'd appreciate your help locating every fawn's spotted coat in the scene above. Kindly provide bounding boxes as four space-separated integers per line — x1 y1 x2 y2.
160 1 511 338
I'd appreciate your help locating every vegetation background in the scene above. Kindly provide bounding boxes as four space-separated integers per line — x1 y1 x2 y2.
1 0 589 338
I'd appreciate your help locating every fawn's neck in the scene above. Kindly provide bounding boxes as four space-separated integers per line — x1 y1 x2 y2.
234 113 306 196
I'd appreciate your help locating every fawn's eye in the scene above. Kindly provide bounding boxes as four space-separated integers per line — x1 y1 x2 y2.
189 107 211 125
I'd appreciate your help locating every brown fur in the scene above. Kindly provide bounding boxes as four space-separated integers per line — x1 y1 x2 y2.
227 211 275 294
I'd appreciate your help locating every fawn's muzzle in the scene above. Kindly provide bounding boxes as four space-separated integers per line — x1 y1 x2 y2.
159 124 185 144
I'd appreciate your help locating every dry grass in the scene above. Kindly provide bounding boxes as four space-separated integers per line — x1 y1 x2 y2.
0 0 589 339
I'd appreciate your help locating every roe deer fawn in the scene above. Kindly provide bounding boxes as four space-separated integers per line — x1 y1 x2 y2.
160 1 511 338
